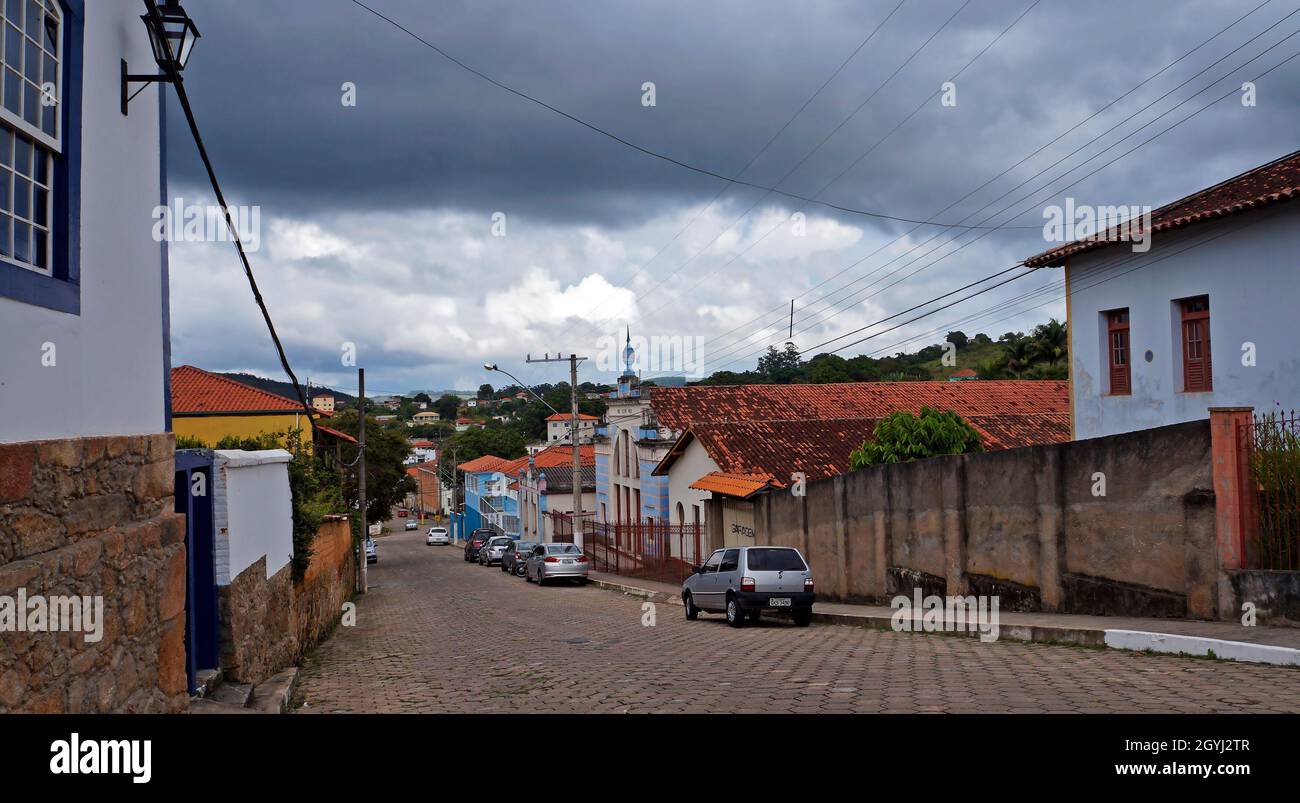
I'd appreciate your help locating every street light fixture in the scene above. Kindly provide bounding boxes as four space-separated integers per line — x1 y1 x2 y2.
122 0 201 115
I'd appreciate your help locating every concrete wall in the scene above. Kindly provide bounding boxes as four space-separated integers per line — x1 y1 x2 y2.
666 439 716 526
0 1 168 444
213 450 293 585
755 420 1221 619
1067 204 1300 440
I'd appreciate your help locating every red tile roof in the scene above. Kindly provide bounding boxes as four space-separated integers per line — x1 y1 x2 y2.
689 472 778 499
171 365 312 415
317 424 357 444
460 445 595 477
649 380 1067 430
1024 149 1300 268
545 413 599 421
654 412 1071 495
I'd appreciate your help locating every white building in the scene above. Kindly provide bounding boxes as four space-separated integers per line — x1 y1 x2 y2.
0 0 189 712
546 411 597 444
1024 150 1300 440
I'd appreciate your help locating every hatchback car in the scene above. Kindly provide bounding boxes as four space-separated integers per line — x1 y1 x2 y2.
404 519 419 531
682 546 813 627
364 535 378 565
524 542 589 585
426 527 450 546
463 529 495 562
501 540 537 576
478 535 515 566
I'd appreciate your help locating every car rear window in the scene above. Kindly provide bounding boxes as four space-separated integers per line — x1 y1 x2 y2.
746 548 806 572
547 544 581 555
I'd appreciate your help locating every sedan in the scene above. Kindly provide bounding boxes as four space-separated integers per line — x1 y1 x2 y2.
426 527 450 546
524 542 589 586
404 519 419 531
463 530 494 562
364 535 378 565
501 540 537 576
478 535 515 566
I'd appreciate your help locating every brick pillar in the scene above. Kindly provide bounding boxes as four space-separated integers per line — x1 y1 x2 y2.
1209 407 1253 618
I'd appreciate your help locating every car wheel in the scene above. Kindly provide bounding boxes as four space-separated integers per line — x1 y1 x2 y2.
683 592 699 620
726 595 744 628
537 570 547 587
524 567 533 583
792 608 813 628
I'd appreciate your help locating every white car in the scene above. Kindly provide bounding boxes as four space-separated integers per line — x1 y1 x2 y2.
426 527 450 546
404 519 419 531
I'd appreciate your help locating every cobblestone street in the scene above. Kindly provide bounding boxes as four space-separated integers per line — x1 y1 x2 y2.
295 532 1300 714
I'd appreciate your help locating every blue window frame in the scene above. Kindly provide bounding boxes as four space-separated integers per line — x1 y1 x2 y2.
0 0 80 314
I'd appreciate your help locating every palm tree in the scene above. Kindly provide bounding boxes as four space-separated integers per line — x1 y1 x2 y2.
1003 338 1036 378
1031 319 1068 367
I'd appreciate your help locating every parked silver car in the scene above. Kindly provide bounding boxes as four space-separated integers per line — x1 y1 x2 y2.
478 535 515 566
524 542 589 585
501 540 536 576
681 546 814 627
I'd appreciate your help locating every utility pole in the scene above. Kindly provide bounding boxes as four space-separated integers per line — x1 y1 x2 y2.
357 367 367 594
526 352 588 548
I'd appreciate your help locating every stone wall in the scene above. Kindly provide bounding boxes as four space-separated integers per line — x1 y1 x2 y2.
218 517 355 685
755 420 1223 619
293 517 355 654
0 434 188 713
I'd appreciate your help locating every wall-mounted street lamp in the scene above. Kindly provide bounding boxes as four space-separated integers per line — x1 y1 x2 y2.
121 0 201 115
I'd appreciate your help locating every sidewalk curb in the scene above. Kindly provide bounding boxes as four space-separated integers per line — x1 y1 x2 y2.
589 576 1300 667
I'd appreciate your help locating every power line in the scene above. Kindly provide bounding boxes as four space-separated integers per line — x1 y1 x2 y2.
716 14 1300 369
347 0 1037 230
700 0 1274 359
145 0 320 445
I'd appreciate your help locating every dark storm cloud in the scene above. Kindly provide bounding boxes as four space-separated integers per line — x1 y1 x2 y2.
173 0 1300 235
167 0 1300 390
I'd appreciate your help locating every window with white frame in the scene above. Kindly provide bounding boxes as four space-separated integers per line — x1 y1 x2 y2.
0 0 59 275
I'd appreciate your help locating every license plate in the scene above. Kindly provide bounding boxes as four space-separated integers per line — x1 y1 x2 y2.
769 597 791 607
563 559 574 565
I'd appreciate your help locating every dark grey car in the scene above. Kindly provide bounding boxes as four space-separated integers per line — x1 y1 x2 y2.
681 546 814 627
501 540 537 576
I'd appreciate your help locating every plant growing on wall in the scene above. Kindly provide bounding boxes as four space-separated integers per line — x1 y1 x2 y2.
849 406 984 468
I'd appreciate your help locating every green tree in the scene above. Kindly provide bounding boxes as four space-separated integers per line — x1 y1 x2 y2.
434 394 461 422
757 343 803 383
945 331 969 349
1003 337 1036 378
1031 318 1068 367
446 425 527 463
477 383 494 400
329 410 416 526
808 353 852 384
413 392 432 405
849 407 984 468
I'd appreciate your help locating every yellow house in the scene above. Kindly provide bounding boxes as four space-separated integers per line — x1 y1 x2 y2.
170 365 354 449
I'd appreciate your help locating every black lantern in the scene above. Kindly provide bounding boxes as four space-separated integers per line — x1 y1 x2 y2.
142 0 201 71
122 1 201 115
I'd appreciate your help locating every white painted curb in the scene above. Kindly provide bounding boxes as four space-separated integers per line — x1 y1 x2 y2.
1104 629 1300 667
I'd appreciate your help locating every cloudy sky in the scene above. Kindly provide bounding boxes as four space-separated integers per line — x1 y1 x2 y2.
165 0 1300 395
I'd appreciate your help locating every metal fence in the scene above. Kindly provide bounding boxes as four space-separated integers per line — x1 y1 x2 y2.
1243 409 1300 570
548 514 705 586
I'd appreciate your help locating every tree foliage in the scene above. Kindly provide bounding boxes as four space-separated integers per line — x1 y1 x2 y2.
849 407 984 469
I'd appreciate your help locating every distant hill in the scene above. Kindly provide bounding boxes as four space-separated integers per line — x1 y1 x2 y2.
214 372 356 404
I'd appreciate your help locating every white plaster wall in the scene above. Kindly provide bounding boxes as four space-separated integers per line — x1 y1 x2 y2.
667 439 717 525
0 2 167 443
1068 204 1300 440
213 450 293 584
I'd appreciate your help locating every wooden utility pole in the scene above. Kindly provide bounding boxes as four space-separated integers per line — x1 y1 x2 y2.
357 367 367 594
526 353 588 548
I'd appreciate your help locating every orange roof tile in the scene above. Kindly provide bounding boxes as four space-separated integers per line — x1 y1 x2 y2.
1024 149 1300 267
457 455 512 473
171 365 311 415
689 472 779 499
317 424 357 444
655 412 1071 484
545 412 599 421
649 380 1068 430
